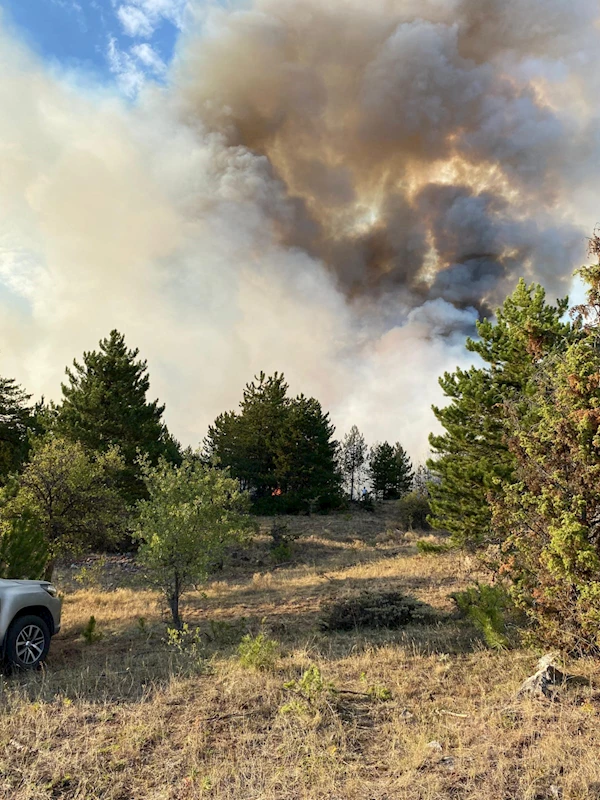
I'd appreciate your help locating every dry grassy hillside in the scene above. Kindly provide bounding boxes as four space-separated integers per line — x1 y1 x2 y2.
2 506 600 799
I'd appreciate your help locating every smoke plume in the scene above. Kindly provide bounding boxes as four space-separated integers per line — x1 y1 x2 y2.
0 0 598 459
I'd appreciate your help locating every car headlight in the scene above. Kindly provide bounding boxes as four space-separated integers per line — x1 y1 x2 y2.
43 584 58 597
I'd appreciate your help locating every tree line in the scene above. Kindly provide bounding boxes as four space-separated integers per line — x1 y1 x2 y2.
428 237 600 653
8 242 600 650
0 329 415 624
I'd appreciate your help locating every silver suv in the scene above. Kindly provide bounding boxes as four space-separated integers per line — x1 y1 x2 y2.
0 580 62 669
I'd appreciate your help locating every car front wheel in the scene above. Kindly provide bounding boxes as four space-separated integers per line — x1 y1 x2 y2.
5 615 50 670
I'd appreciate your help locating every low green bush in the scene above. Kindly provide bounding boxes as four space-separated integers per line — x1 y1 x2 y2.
397 492 431 531
81 615 103 645
452 583 514 650
0 481 47 580
416 539 452 555
269 521 299 563
165 623 206 672
238 632 279 670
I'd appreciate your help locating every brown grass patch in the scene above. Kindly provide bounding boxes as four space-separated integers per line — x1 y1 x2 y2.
3 506 600 798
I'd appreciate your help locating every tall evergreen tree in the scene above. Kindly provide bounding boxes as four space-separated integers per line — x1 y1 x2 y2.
206 372 288 498
205 373 341 512
393 443 414 496
340 425 367 500
275 395 341 510
490 242 600 651
428 279 571 547
369 442 395 500
0 377 34 483
56 330 178 503
369 441 413 500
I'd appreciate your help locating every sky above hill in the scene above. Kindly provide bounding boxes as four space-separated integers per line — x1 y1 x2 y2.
0 0 597 460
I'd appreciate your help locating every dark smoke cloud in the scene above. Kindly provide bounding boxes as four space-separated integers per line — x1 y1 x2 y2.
178 0 592 316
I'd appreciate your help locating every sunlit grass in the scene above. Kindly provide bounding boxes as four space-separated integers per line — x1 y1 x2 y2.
2 507 600 799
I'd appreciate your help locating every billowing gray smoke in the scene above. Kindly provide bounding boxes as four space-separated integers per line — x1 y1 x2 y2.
178 0 591 312
0 0 598 460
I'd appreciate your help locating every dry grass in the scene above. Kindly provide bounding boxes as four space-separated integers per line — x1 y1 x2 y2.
3 507 600 799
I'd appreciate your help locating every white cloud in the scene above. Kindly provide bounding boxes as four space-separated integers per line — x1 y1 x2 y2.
106 36 146 97
131 43 166 75
116 0 188 38
117 5 154 37
107 39 168 96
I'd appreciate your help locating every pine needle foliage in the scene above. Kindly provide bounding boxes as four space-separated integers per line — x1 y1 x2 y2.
0 376 35 483
57 330 180 504
428 279 571 548
491 254 600 652
452 584 512 650
205 373 341 513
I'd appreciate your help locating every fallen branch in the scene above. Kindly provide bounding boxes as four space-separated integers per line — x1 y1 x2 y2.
196 707 269 723
435 709 469 718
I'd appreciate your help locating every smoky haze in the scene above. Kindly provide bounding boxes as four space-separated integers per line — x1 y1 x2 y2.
179 0 590 312
0 0 598 460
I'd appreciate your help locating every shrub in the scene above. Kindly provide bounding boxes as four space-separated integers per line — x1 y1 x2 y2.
238 633 279 670
397 491 431 531
452 583 513 650
81 616 102 645
166 623 205 667
358 492 375 512
0 502 47 580
280 665 334 715
74 556 107 589
320 590 433 631
206 617 248 645
269 521 300 564
359 672 393 700
6 437 128 578
416 539 452 555
284 664 332 700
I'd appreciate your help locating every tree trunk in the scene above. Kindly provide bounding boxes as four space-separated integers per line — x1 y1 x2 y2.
168 573 182 629
44 558 56 582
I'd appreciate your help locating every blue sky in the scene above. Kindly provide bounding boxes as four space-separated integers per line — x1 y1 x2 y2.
0 0 186 94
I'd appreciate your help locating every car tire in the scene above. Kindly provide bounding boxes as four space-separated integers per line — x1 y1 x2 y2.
5 615 51 670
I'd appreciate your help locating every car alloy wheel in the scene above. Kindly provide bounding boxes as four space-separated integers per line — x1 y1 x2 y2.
14 623 46 666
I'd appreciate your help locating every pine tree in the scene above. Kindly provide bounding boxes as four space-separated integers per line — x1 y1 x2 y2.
0 377 34 483
205 373 341 512
340 425 367 500
56 330 177 503
369 441 413 500
492 242 600 651
369 442 395 500
393 443 414 496
205 372 288 498
428 279 571 547
276 395 341 511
